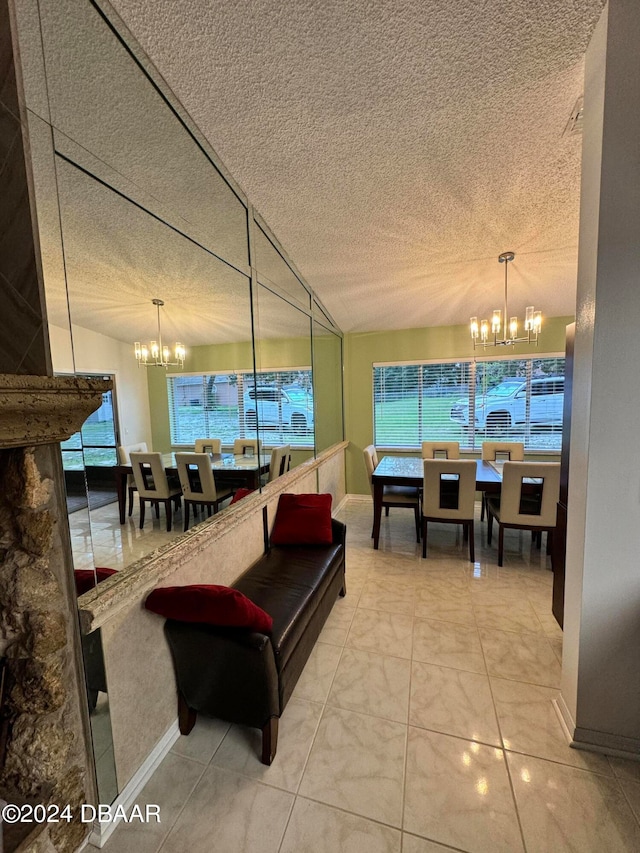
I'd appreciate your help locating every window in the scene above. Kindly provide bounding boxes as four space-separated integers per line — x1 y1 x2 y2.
167 368 313 448
373 356 564 452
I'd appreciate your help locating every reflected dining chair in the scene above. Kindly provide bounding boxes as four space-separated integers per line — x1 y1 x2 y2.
486 461 560 567
175 452 233 532
130 452 182 532
117 441 148 517
233 438 259 456
421 441 460 459
267 445 291 482
194 438 222 454
480 441 525 520
422 458 476 562
363 444 421 542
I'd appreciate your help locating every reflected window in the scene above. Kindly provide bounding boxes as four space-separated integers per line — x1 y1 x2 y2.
167 368 313 447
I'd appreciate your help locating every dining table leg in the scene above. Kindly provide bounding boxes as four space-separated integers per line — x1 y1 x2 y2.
372 482 383 549
115 468 127 524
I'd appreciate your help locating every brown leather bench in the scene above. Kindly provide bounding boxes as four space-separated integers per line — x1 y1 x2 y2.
164 518 346 764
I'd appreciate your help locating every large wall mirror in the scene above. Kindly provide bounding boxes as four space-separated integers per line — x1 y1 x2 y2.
19 0 343 805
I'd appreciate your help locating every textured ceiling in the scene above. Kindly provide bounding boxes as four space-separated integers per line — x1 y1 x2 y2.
106 0 606 334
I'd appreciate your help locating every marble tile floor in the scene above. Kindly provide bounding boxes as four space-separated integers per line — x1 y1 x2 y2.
70 499 187 572
88 500 640 853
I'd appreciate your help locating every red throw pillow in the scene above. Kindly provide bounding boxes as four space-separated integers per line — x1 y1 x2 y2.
230 487 254 505
74 567 118 596
270 493 333 546
144 584 272 633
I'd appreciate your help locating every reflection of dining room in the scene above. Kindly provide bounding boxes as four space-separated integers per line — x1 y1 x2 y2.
4 1 640 852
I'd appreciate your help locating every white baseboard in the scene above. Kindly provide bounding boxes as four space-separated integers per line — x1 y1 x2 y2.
344 493 371 503
553 695 640 761
88 720 180 848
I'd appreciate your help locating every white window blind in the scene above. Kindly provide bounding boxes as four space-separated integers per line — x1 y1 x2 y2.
373 356 564 451
167 368 314 448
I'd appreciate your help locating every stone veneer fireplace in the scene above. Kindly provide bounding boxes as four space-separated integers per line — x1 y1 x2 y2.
0 376 110 853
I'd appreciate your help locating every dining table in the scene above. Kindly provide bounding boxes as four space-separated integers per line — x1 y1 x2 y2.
371 456 503 549
114 452 271 524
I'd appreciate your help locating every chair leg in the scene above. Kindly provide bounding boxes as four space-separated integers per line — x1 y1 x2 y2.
128 486 135 517
480 492 486 521
178 692 197 735
166 498 173 532
183 501 190 533
546 530 553 555
421 518 428 558
139 499 146 529
468 521 475 563
414 504 421 543
261 717 278 765
498 525 505 567
154 501 160 519
385 506 390 517
487 510 494 545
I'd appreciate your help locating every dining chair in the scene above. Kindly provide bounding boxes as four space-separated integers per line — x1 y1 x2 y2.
130 452 182 532
421 441 460 459
422 458 476 561
486 461 560 567
267 445 291 482
363 445 421 542
117 441 148 517
233 438 259 456
480 441 525 520
194 438 222 454
175 452 234 532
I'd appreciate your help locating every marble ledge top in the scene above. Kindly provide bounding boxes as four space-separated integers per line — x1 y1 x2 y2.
77 440 348 633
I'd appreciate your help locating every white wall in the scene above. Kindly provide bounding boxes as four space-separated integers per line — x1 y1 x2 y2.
50 322 152 448
561 0 640 755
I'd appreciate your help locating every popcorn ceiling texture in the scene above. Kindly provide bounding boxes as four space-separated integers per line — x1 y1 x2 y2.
110 0 606 332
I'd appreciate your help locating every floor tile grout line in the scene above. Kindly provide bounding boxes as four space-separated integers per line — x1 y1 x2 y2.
146 759 208 853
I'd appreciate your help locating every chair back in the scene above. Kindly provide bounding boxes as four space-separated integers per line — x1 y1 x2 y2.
233 438 259 456
175 452 219 502
194 438 222 454
117 442 148 464
481 441 524 461
499 461 560 527
421 441 460 459
268 445 290 482
363 445 378 496
130 452 172 499
423 459 476 520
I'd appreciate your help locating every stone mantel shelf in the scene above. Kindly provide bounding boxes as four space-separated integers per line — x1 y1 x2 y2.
0 374 112 448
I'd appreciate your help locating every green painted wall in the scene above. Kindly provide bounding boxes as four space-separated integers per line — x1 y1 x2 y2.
343 316 574 495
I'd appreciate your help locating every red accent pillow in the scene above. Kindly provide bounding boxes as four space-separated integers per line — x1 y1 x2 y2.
230 487 254 505
144 584 272 633
270 493 333 546
75 567 118 596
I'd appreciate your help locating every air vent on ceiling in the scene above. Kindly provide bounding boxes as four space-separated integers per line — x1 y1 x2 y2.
564 96 584 136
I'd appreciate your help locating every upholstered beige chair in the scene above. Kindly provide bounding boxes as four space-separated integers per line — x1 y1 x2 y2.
194 438 222 454
233 438 259 456
422 459 476 561
130 452 182 532
486 461 560 566
117 441 148 517
267 445 291 482
421 441 460 459
480 441 525 520
175 453 233 532
363 444 421 542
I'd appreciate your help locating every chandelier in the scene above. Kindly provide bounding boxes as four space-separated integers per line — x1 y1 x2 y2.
134 299 186 368
470 251 542 348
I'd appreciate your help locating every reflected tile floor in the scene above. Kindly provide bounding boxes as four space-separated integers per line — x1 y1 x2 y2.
90 500 640 853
